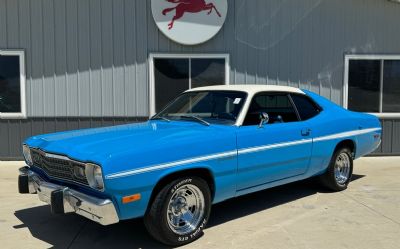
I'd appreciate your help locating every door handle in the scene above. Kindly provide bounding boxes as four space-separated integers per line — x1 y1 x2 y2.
301 128 311 136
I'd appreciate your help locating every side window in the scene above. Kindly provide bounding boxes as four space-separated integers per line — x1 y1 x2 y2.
290 94 321 120
243 93 299 126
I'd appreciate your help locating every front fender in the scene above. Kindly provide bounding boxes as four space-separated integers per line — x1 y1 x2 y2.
104 152 237 220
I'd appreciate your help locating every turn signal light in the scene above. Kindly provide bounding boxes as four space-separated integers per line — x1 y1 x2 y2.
122 193 141 204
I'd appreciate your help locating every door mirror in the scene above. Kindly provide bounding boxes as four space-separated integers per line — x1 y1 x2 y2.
259 112 269 128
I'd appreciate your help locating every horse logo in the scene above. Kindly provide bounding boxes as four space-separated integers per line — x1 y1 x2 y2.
162 0 222 29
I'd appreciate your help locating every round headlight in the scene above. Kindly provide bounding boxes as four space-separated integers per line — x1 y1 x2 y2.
22 145 33 166
73 165 86 180
85 163 104 191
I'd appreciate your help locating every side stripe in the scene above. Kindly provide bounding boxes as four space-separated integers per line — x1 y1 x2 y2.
238 139 312 155
313 127 381 142
105 150 237 179
105 127 381 179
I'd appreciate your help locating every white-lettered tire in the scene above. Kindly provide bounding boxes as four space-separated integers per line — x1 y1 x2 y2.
320 147 353 191
144 176 211 246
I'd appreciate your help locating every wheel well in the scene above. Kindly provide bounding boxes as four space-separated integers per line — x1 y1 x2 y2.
146 168 215 212
334 139 356 157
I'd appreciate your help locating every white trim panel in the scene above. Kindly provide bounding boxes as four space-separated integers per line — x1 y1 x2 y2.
345 54 400 60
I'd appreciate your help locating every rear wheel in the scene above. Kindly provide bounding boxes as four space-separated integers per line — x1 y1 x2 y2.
144 176 211 246
320 147 353 191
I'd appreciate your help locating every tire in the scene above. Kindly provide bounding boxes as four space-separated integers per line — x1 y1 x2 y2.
319 147 353 191
144 176 211 246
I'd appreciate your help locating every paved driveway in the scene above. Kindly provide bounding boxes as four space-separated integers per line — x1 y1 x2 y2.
0 157 399 249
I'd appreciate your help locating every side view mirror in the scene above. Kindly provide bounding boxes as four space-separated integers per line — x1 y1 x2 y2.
259 112 269 128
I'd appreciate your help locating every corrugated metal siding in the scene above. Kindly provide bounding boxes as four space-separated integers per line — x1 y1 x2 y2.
0 0 150 117
0 117 147 160
0 0 399 117
371 119 400 156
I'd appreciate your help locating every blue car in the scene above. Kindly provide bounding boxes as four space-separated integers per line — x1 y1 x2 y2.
18 85 381 246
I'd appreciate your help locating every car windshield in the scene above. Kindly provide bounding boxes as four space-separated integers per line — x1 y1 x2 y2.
153 91 247 125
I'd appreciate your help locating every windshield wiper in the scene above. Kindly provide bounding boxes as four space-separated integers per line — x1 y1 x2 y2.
180 115 210 126
150 116 171 122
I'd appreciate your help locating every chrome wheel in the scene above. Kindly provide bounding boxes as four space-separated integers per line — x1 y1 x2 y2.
334 152 351 185
166 184 205 235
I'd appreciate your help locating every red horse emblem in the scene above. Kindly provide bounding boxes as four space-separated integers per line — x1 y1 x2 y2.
162 0 222 30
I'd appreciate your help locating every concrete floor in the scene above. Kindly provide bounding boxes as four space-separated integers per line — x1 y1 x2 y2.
0 157 399 249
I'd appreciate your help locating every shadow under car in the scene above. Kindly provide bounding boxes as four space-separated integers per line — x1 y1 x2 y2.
14 175 365 249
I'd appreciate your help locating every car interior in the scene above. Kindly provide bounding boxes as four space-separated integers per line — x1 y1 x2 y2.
243 93 299 126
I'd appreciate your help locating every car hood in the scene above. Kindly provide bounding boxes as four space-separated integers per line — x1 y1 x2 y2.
25 120 237 175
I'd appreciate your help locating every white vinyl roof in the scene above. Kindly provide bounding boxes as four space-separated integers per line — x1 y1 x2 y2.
186 84 305 95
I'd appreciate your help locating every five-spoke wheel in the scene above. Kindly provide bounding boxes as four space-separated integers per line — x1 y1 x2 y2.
167 184 205 235
144 177 211 246
320 147 353 191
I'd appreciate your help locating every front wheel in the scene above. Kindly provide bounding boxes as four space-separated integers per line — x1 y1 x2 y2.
144 176 211 246
319 147 353 191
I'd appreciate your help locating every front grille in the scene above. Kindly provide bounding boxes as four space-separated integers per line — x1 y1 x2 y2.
31 149 89 186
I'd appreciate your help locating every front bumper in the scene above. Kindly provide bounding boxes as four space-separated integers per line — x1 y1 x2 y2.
18 166 119 226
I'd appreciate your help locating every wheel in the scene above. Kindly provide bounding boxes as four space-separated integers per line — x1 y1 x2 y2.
144 176 211 246
319 147 353 191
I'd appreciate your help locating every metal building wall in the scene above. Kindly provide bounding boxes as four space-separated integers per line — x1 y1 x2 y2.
0 0 399 158
0 0 149 117
375 119 400 155
0 117 147 159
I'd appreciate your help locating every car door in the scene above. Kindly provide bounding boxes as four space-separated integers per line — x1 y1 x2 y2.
236 92 313 191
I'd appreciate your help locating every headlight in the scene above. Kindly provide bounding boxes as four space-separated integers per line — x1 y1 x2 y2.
85 163 104 191
73 165 86 180
22 145 33 166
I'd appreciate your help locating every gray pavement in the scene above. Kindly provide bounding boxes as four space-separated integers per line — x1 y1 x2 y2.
0 157 399 249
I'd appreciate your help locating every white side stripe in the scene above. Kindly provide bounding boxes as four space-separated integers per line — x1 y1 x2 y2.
238 139 313 155
105 127 381 179
105 150 237 179
313 127 381 142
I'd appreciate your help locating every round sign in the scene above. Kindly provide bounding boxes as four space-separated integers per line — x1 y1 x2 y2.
151 0 228 45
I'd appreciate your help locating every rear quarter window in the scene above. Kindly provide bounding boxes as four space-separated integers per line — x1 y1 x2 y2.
290 94 321 120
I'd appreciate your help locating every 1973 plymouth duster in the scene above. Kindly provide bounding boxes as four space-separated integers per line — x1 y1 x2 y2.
18 85 381 246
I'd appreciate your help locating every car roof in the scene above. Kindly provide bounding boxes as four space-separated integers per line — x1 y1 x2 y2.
186 84 305 95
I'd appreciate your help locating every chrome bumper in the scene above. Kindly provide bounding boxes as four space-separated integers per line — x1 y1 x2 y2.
18 166 119 226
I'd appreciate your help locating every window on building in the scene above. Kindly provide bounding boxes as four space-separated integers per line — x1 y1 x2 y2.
154 58 190 112
243 93 299 126
150 54 229 115
290 94 321 120
382 60 400 112
191 58 225 88
345 56 400 116
0 50 26 118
